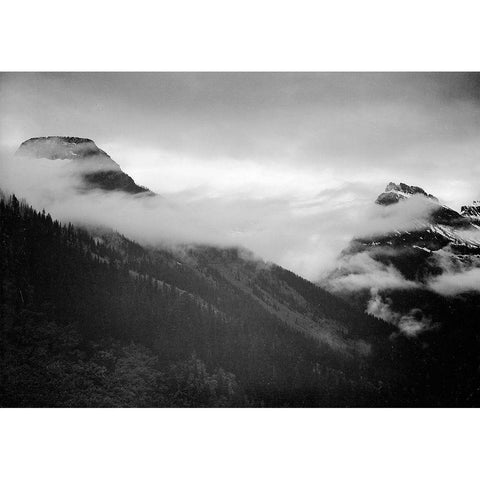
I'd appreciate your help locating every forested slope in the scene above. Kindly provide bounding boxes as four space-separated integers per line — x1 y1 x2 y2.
1 194 399 406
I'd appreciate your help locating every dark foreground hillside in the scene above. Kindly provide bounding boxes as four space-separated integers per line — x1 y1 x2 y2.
0 194 403 407
5 192 478 407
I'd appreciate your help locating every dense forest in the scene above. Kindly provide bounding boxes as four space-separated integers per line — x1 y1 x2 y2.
3 194 478 406
1 194 399 407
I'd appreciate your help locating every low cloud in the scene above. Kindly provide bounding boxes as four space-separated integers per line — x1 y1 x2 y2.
2 73 480 213
323 251 420 293
428 268 480 296
424 246 480 296
0 151 440 282
322 207 480 299
366 290 435 337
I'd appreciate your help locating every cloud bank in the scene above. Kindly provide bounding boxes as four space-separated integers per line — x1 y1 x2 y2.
2 73 480 340
1 73 480 212
324 251 420 293
426 247 480 296
366 290 435 337
1 149 443 283
428 268 480 296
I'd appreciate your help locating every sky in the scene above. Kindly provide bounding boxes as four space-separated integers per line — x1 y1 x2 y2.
1 72 480 280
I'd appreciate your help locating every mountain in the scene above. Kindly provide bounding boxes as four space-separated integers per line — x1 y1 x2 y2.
461 201 480 225
376 181 468 226
376 181 439 205
4 134 480 407
330 181 480 300
16 136 152 195
2 137 406 406
0 193 401 407
342 182 480 274
325 182 480 405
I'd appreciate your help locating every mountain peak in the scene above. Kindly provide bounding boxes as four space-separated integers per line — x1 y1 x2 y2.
376 182 438 206
16 136 152 196
461 201 480 219
18 136 102 159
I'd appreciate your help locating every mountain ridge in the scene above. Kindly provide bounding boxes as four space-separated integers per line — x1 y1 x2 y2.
335 181 480 282
323 181 480 403
16 136 153 196
1 193 397 406
4 135 480 406
375 181 439 205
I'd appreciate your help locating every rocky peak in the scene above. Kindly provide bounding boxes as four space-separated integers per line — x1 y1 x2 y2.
461 202 480 218
18 136 107 158
376 182 439 206
16 136 152 196
375 181 467 226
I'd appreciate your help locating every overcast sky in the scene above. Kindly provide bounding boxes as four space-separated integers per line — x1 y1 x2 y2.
1 73 480 279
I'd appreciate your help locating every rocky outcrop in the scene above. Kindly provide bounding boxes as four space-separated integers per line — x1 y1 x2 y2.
376 182 464 225
16 136 152 195
375 182 438 205
461 203 480 218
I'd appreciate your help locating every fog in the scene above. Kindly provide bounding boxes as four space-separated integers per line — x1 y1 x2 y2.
324 251 421 293
1 72 480 288
1 150 443 282
366 291 434 337
1 73 480 211
426 246 480 296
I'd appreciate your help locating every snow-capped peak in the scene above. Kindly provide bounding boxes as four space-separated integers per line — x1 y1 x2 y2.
461 202 480 219
376 182 439 206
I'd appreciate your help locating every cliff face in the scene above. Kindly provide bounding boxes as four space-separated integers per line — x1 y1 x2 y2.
375 182 439 206
461 203 480 225
16 136 152 195
375 181 464 225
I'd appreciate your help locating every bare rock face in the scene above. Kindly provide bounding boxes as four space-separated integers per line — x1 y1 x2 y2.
375 182 439 206
16 136 152 195
375 181 463 225
461 202 480 218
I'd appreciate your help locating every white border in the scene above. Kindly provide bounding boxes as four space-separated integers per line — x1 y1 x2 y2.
1 0 480 71
1 408 479 480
